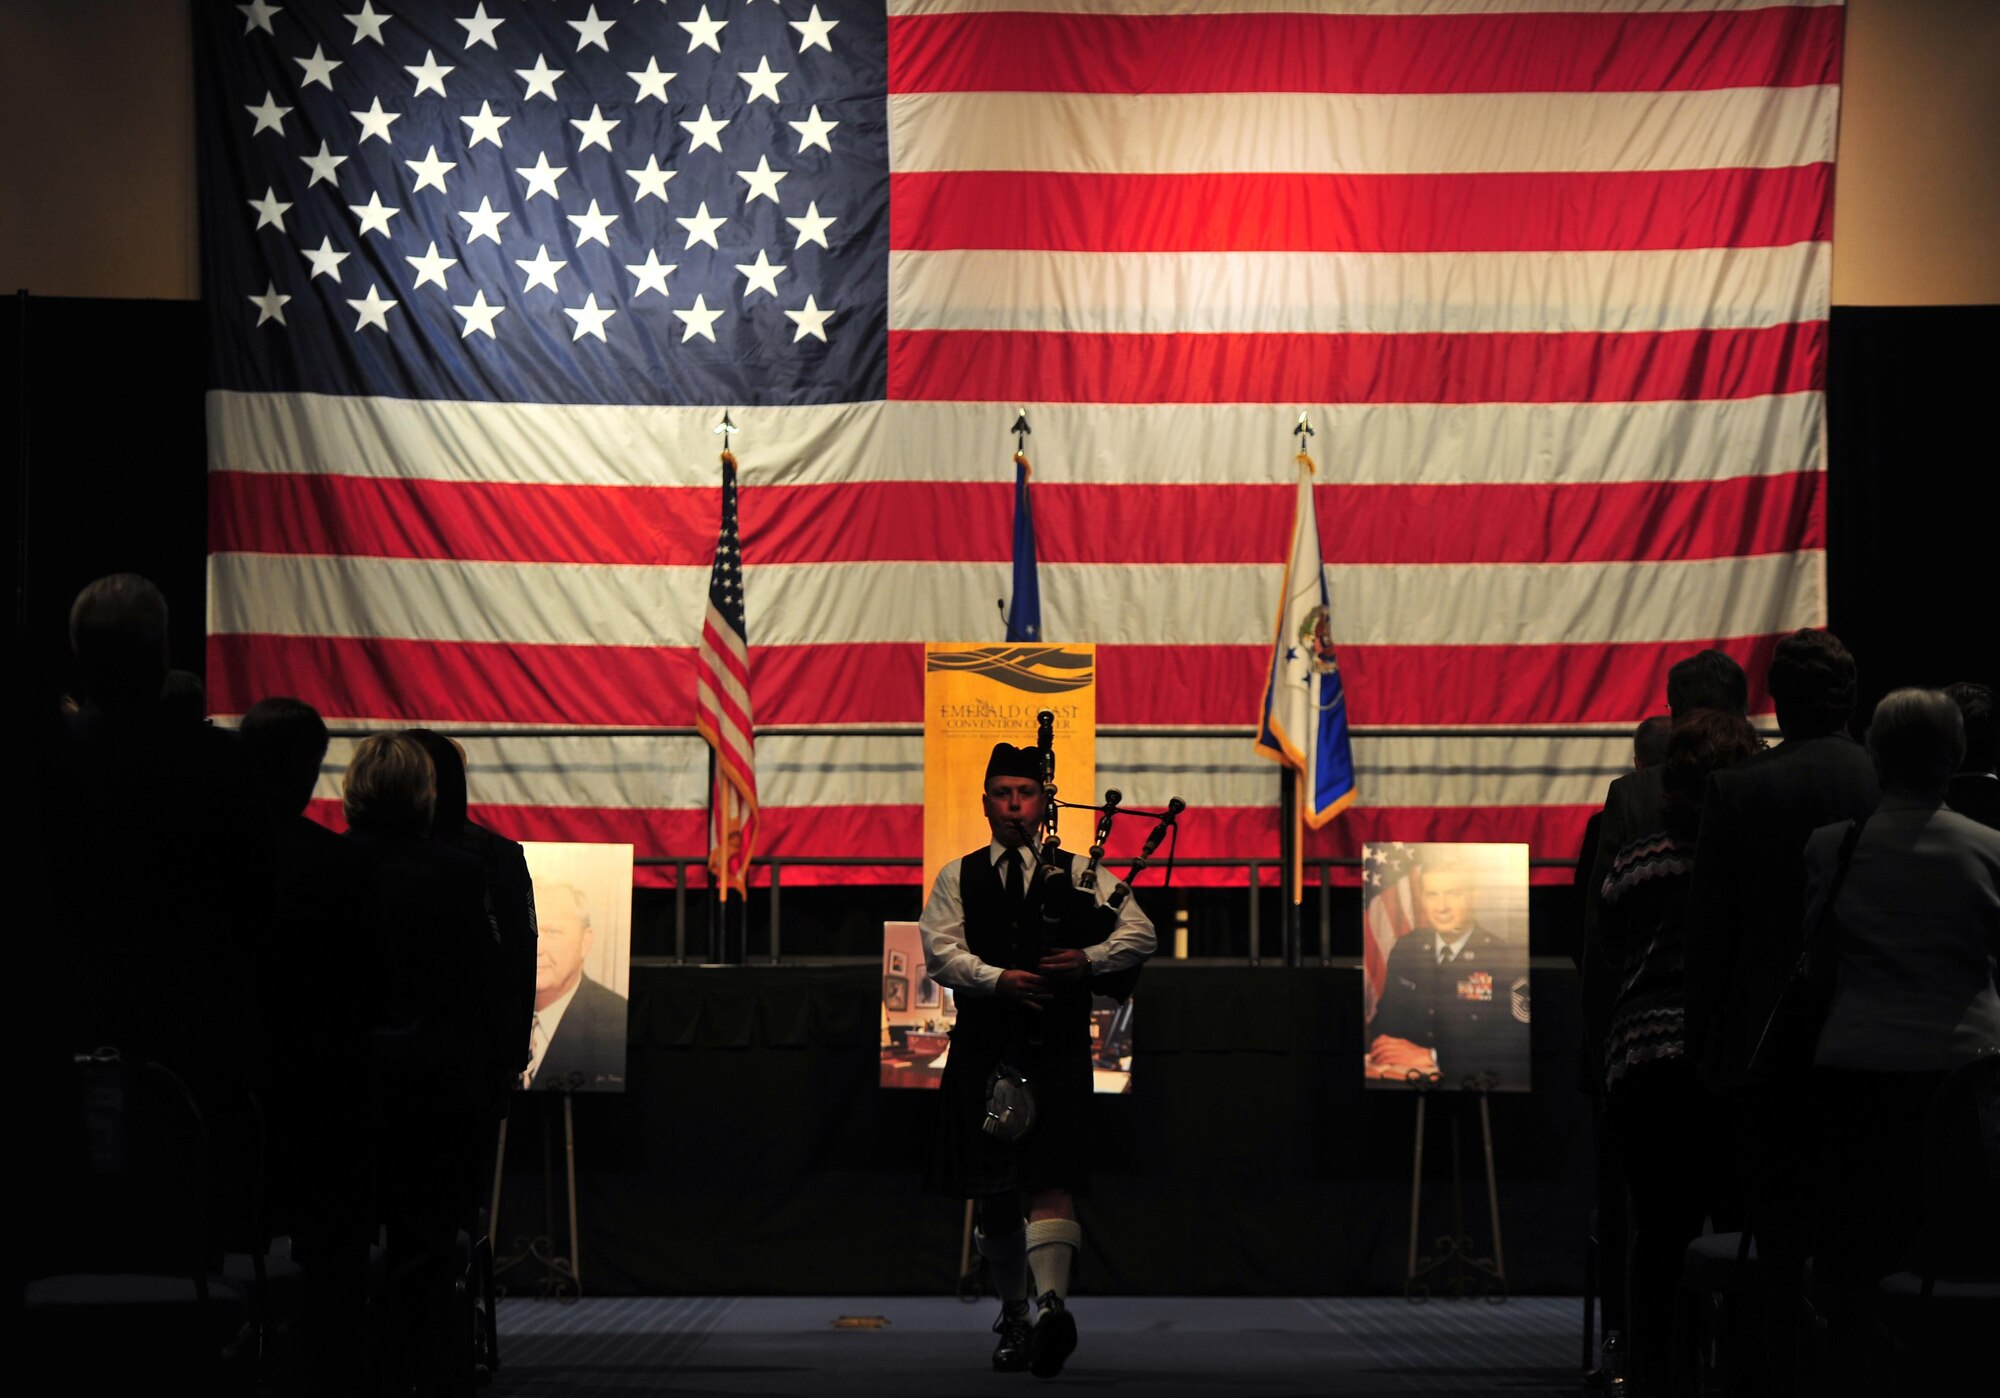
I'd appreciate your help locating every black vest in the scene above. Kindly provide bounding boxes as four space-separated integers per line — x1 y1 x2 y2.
960 843 1044 972
955 845 1090 1051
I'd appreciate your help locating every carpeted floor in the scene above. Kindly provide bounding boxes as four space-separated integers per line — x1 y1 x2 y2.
489 1295 1584 1396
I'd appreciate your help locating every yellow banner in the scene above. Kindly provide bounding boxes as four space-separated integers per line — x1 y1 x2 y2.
922 644 1096 894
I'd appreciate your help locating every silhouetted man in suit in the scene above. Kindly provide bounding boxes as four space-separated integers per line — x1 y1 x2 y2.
407 729 538 1109
240 695 384 1390
1686 629 1878 1397
1944 682 1999 830
521 881 626 1089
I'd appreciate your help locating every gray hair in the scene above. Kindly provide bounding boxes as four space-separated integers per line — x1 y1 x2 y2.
1866 688 1965 798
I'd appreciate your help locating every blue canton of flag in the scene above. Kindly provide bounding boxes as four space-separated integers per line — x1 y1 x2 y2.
199 0 888 407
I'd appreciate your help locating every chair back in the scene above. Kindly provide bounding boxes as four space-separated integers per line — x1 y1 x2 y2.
65 1050 219 1292
1908 1050 2000 1285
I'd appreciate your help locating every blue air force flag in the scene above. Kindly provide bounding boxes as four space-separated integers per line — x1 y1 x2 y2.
1253 452 1358 826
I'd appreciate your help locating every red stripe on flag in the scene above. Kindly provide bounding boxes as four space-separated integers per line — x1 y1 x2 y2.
890 324 1824 405
208 472 715 566
889 8 1840 96
889 167 1833 254
210 473 1821 568
211 633 1786 731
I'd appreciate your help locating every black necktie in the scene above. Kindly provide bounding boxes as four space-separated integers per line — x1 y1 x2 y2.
1004 849 1024 906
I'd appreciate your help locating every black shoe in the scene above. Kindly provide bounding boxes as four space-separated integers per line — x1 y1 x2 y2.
1029 1293 1077 1379
991 1305 1033 1372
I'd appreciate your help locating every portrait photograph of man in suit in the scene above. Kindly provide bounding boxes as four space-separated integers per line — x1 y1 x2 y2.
520 844 634 1092
1363 844 1532 1091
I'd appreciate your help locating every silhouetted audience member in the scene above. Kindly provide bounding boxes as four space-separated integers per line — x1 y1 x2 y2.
1808 691 2000 1285
407 729 538 1116
1599 710 1765 1396
1571 712 1673 1377
240 697 384 1390
42 575 273 1112
1583 652 1749 1078
1683 628 1878 1396
343 733 499 1396
1943 682 1999 830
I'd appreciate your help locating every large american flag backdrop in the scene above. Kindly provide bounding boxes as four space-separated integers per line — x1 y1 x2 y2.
198 0 1842 887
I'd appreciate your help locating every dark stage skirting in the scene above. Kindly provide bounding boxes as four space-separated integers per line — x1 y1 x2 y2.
502 964 1594 1296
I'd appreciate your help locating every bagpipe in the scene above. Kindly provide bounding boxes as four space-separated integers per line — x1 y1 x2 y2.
1025 708 1184 1003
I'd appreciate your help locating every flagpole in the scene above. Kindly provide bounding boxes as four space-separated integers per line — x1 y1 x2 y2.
706 745 723 962
710 410 738 965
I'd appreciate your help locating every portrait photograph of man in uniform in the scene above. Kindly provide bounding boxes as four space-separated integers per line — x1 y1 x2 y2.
518 847 634 1092
918 742 1156 1378
1363 843 1532 1091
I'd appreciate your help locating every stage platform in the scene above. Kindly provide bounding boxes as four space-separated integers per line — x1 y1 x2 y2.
490 1295 1581 1397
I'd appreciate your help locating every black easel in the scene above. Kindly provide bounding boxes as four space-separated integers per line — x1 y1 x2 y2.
491 1075 583 1300
1404 1073 1508 1301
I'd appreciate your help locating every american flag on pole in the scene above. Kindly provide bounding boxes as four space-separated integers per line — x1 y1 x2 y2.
696 446 758 897
199 1 1841 886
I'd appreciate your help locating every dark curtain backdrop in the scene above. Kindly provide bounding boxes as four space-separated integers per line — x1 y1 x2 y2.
6 296 1994 1293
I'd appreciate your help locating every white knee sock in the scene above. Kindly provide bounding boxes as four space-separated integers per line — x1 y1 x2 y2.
975 1227 1029 1312
1024 1219 1081 1306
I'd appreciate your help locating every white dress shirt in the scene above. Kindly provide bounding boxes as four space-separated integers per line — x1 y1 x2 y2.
1436 929 1475 965
920 839 1157 996
522 976 582 1085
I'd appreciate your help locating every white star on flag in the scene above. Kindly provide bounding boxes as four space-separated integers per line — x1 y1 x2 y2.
300 141 346 188
627 155 676 204
626 251 677 299
247 281 290 326
737 156 787 206
452 289 504 339
459 196 509 243
516 152 566 201
791 5 839 53
786 202 836 250
569 5 616 52
735 249 786 298
461 101 510 148
344 2 389 45
346 284 398 333
295 45 341 90
406 51 454 98
738 57 788 104
680 106 729 155
628 59 674 104
351 97 400 144
516 55 562 100
300 235 349 281
571 105 620 153
566 200 619 248
246 92 292 137
785 295 834 342
405 241 458 291
349 191 400 238
676 202 727 250
406 146 456 194
673 294 725 343
457 3 504 50
564 294 617 343
679 5 727 53
247 187 292 231
516 245 567 294
788 106 838 154
238 2 280 37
